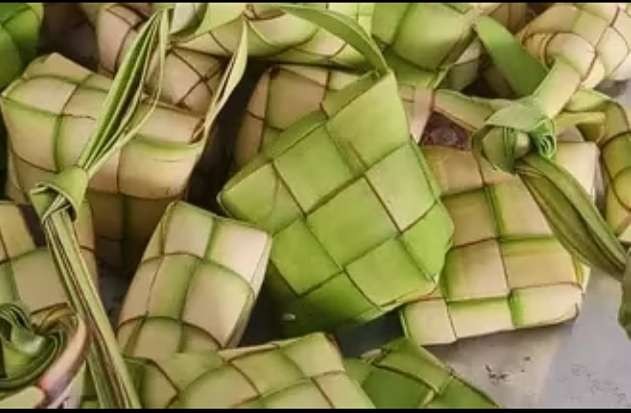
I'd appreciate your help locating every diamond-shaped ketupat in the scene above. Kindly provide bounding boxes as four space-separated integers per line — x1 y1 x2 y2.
219 66 454 336
401 142 597 345
128 332 374 408
117 201 272 361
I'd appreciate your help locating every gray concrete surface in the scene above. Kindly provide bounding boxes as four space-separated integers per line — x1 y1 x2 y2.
430 269 631 408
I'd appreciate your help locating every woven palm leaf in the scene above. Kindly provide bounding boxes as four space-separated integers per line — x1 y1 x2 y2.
127 332 374 408
400 140 597 345
0 202 95 408
371 3 518 88
483 4 631 109
80 2 152 26
96 3 228 115
232 64 436 172
117 201 272 361
0 53 207 272
442 2 531 91
219 18 454 336
0 3 42 89
0 201 97 313
518 3 631 87
344 338 497 408
0 304 88 408
173 3 374 69
230 3 534 172
561 91 631 246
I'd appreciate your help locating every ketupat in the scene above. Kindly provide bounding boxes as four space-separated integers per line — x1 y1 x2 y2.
1 53 206 272
219 7 454 336
0 3 43 89
0 304 88 408
171 3 374 68
7 3 631 408
0 201 97 312
117 201 272 360
232 63 429 170
479 5 631 247
126 332 374 408
0 201 95 408
344 338 497 408
401 141 596 345
564 90 631 244
470 12 631 335
96 3 228 115
229 49 600 344
24 9 175 406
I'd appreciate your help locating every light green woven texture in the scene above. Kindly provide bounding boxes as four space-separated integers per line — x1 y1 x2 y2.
576 98 631 245
233 63 435 171
0 3 42 88
401 142 597 345
97 3 227 115
130 332 374 408
174 3 375 68
517 3 631 88
117 201 272 361
0 201 97 314
220 63 454 336
345 338 497 408
0 53 206 271
372 3 504 87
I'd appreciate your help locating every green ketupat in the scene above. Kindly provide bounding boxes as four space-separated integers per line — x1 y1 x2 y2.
96 3 227 115
401 139 596 344
0 304 88 408
470 11 631 336
232 63 429 172
0 3 42 89
0 201 95 408
171 3 374 68
219 7 454 336
126 333 374 408
344 338 497 408
117 201 272 360
0 53 206 272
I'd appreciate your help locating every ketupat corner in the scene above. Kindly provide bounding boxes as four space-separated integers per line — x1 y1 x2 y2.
0 2 629 408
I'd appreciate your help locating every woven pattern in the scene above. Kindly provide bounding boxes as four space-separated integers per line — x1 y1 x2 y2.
0 201 97 314
175 3 374 68
0 3 42 88
97 3 227 115
372 3 508 87
518 3 631 87
117 201 272 360
220 70 453 336
440 3 530 91
233 64 435 172
400 142 597 345
80 2 151 26
132 332 374 408
0 53 205 271
345 338 497 408
584 99 631 244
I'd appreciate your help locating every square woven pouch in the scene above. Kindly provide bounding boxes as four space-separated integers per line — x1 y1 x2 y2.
0 53 207 272
220 69 454 337
127 332 374 408
344 338 497 408
117 201 272 361
400 141 598 345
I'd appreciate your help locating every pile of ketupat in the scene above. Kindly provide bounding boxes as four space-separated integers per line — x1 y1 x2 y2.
0 2 630 408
